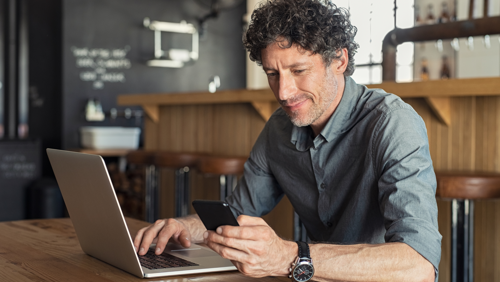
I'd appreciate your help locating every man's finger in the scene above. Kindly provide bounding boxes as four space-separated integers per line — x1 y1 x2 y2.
236 215 268 227
216 224 270 241
138 220 165 255
133 226 149 251
177 228 192 248
155 224 177 255
206 229 261 255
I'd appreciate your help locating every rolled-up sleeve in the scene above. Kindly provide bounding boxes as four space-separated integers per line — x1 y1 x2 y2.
225 121 284 218
373 106 442 274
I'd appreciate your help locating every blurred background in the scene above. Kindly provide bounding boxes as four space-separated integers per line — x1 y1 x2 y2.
1 1 499 281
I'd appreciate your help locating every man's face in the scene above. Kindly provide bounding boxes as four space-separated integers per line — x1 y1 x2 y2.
261 42 341 129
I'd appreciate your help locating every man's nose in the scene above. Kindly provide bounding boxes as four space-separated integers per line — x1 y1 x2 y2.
278 73 297 101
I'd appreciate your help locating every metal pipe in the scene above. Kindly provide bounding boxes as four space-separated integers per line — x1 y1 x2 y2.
0 0 5 139
18 0 29 138
6 0 18 138
382 16 500 81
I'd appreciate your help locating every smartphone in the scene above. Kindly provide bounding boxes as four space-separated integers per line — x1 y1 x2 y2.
192 200 239 231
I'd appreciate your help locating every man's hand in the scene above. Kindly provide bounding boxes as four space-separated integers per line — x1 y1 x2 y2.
134 218 192 256
203 215 297 278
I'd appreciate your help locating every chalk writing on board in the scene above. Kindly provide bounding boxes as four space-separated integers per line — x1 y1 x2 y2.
71 46 132 89
0 154 37 179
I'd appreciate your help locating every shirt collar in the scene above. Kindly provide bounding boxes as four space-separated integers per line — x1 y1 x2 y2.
290 76 360 151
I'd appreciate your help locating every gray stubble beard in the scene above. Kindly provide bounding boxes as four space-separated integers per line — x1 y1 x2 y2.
285 70 338 127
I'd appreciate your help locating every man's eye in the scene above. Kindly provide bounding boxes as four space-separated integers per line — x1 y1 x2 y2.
294 69 305 74
266 72 277 77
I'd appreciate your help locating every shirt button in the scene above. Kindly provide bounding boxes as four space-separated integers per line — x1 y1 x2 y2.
320 183 326 189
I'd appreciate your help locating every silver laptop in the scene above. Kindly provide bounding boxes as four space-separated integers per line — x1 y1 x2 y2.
47 148 237 278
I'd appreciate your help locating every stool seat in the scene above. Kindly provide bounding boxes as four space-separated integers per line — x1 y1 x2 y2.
126 150 156 165
197 156 247 175
436 171 500 200
197 156 247 201
154 151 205 168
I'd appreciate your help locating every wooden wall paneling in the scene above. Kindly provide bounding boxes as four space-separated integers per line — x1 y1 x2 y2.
195 105 214 153
496 97 500 171
485 97 497 171
158 106 174 151
451 98 462 170
144 115 159 150
465 97 476 170
179 105 200 152
474 200 500 282
475 97 485 171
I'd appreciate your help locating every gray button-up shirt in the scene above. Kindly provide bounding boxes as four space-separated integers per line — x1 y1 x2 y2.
226 76 442 273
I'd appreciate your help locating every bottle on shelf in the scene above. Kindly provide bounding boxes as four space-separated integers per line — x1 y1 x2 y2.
426 4 436 24
415 5 422 26
420 58 430 81
439 2 451 23
440 56 451 79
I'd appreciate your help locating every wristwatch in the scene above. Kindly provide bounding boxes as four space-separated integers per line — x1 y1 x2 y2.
289 241 314 282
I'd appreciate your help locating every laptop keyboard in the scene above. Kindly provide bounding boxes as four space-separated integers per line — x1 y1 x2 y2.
139 249 199 270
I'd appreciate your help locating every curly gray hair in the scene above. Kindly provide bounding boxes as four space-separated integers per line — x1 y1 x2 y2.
243 0 359 76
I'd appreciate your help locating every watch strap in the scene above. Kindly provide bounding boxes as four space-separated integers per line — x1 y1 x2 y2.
296 241 310 258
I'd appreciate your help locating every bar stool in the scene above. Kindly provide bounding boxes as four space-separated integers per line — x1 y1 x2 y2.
154 152 205 218
125 150 157 223
435 171 500 282
197 155 247 201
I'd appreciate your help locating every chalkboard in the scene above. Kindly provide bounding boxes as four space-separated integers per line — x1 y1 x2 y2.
61 0 247 149
0 139 41 221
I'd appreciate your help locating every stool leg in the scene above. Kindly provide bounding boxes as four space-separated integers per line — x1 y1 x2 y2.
468 200 474 282
293 212 309 242
226 175 237 197
145 165 158 223
293 212 301 241
182 167 190 217
451 199 474 282
219 175 227 201
175 168 190 218
219 175 237 201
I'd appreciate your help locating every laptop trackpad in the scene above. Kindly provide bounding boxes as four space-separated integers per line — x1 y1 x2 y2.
166 244 217 258
170 248 215 258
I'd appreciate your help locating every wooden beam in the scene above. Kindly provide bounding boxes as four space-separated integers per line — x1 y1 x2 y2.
251 101 273 121
142 104 159 123
118 88 275 106
366 77 500 98
425 97 451 126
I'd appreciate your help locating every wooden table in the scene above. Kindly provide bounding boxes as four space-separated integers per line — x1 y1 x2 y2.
0 217 288 282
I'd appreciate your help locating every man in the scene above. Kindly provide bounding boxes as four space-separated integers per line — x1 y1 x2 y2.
134 0 442 281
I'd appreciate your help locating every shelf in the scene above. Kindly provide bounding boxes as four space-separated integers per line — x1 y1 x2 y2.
118 88 276 122
367 77 500 126
118 77 500 126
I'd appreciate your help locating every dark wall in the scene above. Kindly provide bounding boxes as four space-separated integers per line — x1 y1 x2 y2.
28 0 62 177
61 0 247 149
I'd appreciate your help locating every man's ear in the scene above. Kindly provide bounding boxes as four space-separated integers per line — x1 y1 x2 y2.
332 48 348 74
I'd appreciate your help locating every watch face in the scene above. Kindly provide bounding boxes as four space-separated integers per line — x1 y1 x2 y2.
293 263 314 281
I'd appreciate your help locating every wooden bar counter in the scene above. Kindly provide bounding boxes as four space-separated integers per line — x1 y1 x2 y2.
119 77 500 282
0 217 288 282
